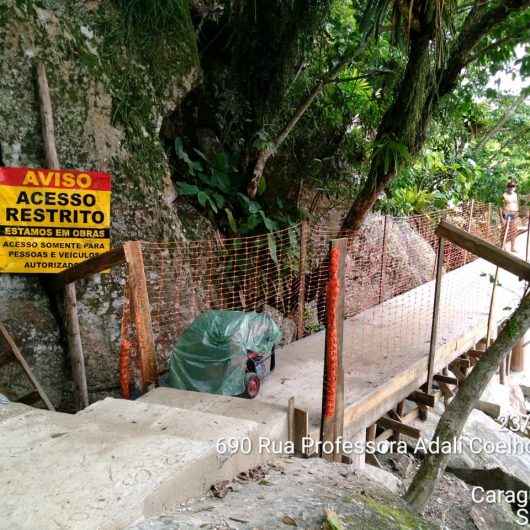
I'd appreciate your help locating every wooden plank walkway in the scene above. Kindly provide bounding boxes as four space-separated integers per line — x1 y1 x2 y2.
257 242 527 438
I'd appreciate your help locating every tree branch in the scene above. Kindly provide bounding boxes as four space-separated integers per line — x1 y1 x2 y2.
340 0 530 233
247 43 370 198
405 289 530 512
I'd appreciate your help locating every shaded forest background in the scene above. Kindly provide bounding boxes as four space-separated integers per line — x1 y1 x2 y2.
168 0 530 237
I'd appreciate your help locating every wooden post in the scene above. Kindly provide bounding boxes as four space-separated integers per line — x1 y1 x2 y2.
427 237 445 395
486 220 511 346
119 280 132 399
124 241 158 391
511 332 527 372
294 408 309 455
297 220 309 339
320 238 346 463
288 396 295 442
366 424 377 444
486 221 511 384
37 62 89 409
378 215 388 304
463 200 474 264
526 210 530 263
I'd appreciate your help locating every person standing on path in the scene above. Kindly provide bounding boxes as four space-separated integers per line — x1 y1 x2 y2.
502 180 519 252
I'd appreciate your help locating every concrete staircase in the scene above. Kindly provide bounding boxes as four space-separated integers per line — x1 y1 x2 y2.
0 388 288 530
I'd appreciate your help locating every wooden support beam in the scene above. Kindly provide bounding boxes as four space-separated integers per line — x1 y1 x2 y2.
37 62 88 410
124 241 158 390
375 408 421 443
320 238 346 463
377 416 421 439
467 349 483 360
366 452 382 468
436 219 530 281
65 283 89 409
407 391 435 407
438 382 454 401
0 322 55 411
454 358 471 369
511 335 526 372
434 374 459 386
119 280 132 399
51 246 126 290
449 363 467 384
427 236 445 394
294 408 309 455
288 396 295 443
366 424 377 443
392 402 405 442
475 400 501 419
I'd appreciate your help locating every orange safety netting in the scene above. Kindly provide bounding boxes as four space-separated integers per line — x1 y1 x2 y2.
120 200 523 394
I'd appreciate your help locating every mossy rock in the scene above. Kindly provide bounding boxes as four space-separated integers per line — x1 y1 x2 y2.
0 0 202 405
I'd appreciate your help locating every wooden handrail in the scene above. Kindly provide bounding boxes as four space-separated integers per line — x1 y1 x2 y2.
435 220 530 281
50 245 126 290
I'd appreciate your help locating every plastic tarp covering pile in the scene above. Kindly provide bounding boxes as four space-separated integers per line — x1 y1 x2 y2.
168 310 282 395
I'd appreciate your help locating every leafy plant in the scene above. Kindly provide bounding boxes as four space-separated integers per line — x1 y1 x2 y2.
174 138 300 260
380 187 435 216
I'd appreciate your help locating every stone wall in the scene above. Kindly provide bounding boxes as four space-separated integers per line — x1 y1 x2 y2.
0 0 201 408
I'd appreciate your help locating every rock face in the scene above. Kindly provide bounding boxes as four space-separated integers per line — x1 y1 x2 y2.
0 276 65 408
421 402 530 495
0 0 201 407
128 456 436 530
344 213 436 317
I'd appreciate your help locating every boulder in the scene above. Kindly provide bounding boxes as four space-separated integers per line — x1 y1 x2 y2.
0 1 203 407
343 213 436 317
418 403 530 492
263 305 297 346
0 276 65 408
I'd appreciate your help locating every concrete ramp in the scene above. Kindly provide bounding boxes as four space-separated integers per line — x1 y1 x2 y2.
0 389 287 530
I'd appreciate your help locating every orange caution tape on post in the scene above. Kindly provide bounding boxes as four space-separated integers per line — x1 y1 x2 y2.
323 245 340 419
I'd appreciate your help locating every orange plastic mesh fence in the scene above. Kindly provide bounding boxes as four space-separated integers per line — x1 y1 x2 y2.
141 225 302 368
132 201 518 376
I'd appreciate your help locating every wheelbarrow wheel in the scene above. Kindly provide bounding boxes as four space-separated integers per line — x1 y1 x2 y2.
244 373 260 399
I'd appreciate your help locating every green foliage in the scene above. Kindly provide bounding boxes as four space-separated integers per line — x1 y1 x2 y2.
380 187 435 216
117 0 189 32
373 137 410 175
179 0 529 231
174 138 296 237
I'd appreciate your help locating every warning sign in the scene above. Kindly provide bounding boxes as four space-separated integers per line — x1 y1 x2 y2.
0 167 111 273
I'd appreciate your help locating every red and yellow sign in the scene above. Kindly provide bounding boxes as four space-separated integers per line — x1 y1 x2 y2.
0 167 111 273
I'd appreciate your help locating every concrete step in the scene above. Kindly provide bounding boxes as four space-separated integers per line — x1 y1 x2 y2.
139 386 288 440
1 391 289 530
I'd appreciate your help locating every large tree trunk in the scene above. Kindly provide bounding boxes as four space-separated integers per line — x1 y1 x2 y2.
340 0 436 231
341 0 530 233
405 290 530 512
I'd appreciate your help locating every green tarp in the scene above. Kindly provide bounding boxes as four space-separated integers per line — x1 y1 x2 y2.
168 310 281 395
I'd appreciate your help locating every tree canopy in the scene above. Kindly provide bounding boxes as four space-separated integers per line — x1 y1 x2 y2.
170 0 530 235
